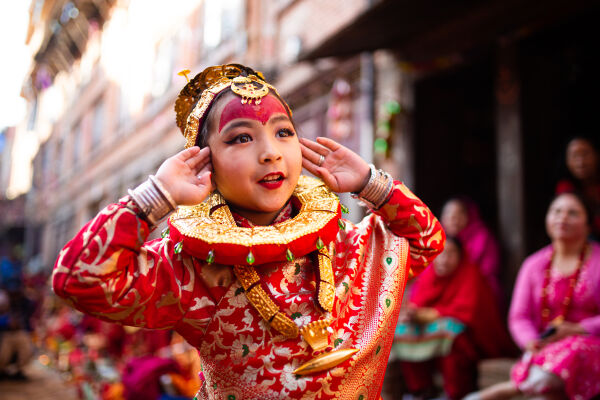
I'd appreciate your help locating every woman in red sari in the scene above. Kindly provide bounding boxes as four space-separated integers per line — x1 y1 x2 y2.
395 237 515 400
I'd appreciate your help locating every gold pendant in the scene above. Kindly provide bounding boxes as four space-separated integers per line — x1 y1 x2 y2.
294 348 359 375
293 319 359 376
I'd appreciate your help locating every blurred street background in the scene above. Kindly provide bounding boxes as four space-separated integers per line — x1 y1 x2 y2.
1 0 599 399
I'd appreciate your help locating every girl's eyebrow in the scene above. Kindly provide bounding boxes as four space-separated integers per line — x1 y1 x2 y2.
268 115 291 124
221 120 254 133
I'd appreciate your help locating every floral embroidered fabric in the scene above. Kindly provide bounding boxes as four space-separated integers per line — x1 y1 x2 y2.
52 180 444 399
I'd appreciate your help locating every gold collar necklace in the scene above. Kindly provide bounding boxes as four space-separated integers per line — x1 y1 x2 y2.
167 176 358 374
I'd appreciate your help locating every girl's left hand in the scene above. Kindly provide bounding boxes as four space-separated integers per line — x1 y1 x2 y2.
300 137 370 193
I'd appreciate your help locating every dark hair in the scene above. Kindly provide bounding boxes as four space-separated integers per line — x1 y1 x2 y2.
549 190 594 228
558 135 600 187
443 235 464 256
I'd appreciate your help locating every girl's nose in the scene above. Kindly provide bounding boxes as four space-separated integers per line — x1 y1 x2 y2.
259 138 283 163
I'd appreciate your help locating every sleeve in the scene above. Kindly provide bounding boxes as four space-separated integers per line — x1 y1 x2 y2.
368 181 445 277
52 196 213 330
508 258 541 349
579 255 600 336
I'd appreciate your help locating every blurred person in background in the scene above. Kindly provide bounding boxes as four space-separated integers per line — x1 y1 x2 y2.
393 237 515 400
468 192 600 400
0 245 36 380
555 136 600 240
440 197 503 306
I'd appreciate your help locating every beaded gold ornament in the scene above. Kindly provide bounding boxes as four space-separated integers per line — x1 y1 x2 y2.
174 64 291 148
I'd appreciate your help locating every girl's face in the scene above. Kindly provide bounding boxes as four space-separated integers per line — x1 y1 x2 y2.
433 240 461 277
566 138 598 181
440 200 468 236
545 193 590 243
207 92 302 225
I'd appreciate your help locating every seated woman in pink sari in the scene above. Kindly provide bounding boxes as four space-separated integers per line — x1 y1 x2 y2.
470 192 600 400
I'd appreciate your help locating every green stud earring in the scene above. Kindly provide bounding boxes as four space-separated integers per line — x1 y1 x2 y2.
286 249 294 262
206 249 215 264
246 251 255 265
174 241 183 254
338 219 346 230
316 237 325 250
341 204 349 214
161 227 170 238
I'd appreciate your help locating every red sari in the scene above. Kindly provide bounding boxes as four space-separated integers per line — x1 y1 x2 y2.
401 260 515 399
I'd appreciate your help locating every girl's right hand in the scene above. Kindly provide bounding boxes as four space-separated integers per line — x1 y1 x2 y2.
155 146 215 206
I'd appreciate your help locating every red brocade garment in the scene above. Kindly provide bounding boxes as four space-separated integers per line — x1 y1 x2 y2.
53 177 444 399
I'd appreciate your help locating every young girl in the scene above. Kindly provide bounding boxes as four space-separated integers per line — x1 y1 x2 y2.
52 64 444 399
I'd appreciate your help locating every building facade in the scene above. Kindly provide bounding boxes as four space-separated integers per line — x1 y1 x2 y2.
20 0 600 291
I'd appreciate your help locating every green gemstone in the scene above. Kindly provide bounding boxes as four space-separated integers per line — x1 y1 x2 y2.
341 203 349 214
246 251 255 265
286 248 294 262
174 241 183 254
161 227 169 238
338 219 346 230
206 249 215 264
316 237 325 250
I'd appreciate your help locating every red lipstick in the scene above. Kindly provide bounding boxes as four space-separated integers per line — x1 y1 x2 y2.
258 172 284 189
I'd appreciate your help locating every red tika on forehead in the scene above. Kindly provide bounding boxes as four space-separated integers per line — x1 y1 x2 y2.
219 94 288 132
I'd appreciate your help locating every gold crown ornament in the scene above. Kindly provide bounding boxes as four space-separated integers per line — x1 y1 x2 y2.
174 64 292 148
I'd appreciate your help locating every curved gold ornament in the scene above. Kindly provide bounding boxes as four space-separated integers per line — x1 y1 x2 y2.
169 176 339 247
293 348 359 376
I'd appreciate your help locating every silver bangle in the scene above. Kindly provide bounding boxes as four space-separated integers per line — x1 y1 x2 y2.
352 164 393 209
128 176 177 225
149 175 177 210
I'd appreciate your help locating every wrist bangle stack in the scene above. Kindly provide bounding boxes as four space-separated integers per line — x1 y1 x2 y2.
352 164 393 209
128 175 177 225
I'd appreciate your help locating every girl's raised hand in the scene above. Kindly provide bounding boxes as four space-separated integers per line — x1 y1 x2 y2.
300 137 370 193
155 146 215 206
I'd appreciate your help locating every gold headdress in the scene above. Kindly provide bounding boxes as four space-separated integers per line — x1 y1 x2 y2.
174 64 291 148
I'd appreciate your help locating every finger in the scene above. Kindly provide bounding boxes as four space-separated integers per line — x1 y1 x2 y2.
301 143 325 166
300 137 330 156
196 161 213 175
198 170 216 192
314 166 339 191
302 157 321 176
315 137 343 152
186 148 211 171
175 146 201 161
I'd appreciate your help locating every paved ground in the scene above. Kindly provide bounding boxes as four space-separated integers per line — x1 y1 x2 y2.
0 360 78 400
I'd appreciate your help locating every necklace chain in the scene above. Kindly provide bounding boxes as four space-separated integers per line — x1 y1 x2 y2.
233 246 335 339
541 244 587 326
